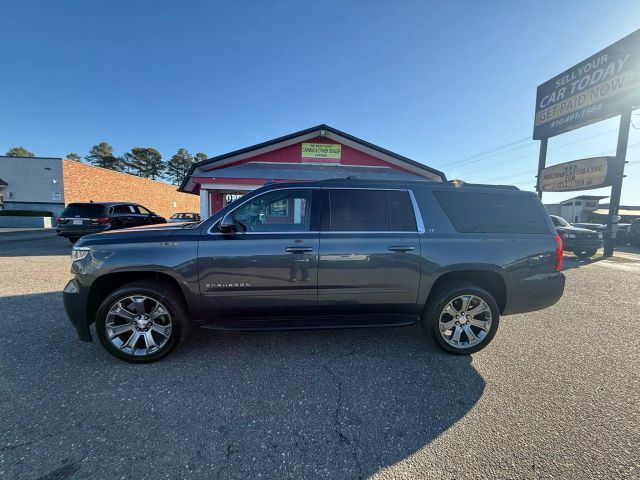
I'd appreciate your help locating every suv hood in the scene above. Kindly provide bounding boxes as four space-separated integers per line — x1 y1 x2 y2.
77 222 199 245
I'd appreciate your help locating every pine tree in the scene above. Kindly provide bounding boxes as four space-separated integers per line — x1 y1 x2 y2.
85 143 121 170
166 148 195 185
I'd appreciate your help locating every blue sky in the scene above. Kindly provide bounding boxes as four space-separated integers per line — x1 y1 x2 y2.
2 0 639 205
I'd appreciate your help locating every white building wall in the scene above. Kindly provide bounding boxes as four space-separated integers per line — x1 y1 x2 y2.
0 156 65 214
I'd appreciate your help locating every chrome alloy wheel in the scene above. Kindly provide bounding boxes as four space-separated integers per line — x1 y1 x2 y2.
105 296 172 356
438 294 492 349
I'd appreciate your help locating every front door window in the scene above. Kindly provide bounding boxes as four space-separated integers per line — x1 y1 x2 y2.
232 189 312 232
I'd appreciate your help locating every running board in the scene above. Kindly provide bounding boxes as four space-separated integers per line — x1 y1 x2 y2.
199 314 417 332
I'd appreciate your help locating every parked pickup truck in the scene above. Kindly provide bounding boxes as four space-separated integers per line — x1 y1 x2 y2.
63 179 565 362
550 215 603 258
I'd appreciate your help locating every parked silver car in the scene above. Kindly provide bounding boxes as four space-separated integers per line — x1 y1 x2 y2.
168 212 201 223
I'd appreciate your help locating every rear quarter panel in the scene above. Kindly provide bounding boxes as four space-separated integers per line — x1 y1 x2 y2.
411 186 563 314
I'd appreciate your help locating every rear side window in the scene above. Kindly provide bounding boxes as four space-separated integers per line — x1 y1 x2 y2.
389 191 417 231
327 189 417 232
433 191 549 234
61 203 106 217
112 204 133 214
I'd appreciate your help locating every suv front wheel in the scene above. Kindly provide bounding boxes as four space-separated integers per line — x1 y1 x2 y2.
422 282 500 354
95 281 189 363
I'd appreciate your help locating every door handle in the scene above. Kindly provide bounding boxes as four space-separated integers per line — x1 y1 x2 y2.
388 245 415 253
285 246 313 254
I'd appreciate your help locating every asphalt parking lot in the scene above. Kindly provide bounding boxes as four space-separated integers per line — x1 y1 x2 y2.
1 234 639 480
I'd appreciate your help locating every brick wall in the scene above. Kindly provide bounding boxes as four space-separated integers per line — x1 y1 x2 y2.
62 160 199 218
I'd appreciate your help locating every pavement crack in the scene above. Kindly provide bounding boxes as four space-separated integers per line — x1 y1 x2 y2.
0 422 80 452
323 362 364 480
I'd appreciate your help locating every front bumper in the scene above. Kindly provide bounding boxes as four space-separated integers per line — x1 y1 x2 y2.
503 272 565 315
562 238 603 250
63 277 92 341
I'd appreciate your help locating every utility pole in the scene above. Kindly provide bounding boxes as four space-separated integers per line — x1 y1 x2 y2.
603 106 633 257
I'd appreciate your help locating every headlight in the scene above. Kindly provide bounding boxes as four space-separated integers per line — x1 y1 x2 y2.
71 246 90 262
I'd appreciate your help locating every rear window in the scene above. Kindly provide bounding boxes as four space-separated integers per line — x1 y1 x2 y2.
61 203 107 217
433 191 549 234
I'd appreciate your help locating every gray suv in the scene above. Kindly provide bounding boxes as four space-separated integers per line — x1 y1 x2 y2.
63 179 565 362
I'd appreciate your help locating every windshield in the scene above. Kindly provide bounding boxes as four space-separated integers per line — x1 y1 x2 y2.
550 215 570 227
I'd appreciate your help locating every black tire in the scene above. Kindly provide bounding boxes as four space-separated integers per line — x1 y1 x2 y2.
421 281 500 355
574 249 597 258
95 280 190 363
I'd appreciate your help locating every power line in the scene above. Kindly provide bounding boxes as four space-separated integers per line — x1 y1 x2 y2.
440 136 532 169
450 128 619 174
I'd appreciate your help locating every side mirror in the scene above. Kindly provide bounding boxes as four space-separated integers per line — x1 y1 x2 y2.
219 213 237 234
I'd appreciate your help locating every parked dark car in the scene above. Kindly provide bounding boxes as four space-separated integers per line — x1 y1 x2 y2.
168 212 201 223
550 215 602 258
56 202 166 243
628 218 640 246
63 179 565 362
572 222 630 245
571 222 605 232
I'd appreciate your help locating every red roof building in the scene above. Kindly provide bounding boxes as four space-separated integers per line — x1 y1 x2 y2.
179 125 445 217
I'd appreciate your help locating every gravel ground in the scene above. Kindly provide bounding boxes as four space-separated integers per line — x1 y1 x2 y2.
0 236 639 479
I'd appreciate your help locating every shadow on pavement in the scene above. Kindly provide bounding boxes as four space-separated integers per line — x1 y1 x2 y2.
0 235 71 257
1 291 485 479
562 250 639 271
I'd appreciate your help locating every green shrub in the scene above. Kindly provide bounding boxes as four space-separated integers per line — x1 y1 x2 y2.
0 210 53 217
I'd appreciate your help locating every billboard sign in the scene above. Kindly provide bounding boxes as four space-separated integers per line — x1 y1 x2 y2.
537 156 622 192
301 143 341 163
533 29 640 139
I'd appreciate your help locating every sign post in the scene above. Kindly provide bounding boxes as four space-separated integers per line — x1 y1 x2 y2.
536 138 548 199
604 106 632 257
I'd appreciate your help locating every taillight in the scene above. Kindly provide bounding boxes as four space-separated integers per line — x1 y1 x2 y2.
554 234 563 272
94 217 110 223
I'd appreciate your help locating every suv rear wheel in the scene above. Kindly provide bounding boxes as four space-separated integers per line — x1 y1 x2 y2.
95 281 189 363
422 282 500 354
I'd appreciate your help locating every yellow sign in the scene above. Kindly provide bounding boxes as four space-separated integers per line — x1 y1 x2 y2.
301 143 341 161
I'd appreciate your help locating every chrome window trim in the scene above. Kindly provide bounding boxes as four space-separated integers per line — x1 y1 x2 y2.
323 186 407 191
207 230 416 236
208 231 320 236
321 231 417 234
407 189 425 234
207 185 424 236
